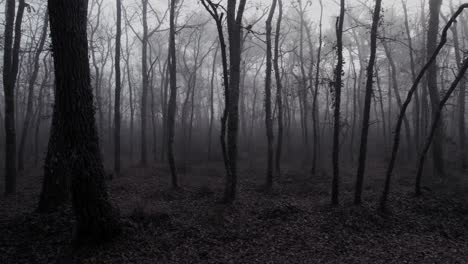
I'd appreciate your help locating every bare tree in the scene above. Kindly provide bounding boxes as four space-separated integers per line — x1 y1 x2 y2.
264 0 277 189
2 0 26 195
426 0 445 177
224 0 247 203
381 4 468 210
274 0 284 176
354 0 382 205
167 0 179 188
114 0 122 175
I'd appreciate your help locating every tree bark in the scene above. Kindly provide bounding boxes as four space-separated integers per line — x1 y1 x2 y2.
40 0 120 244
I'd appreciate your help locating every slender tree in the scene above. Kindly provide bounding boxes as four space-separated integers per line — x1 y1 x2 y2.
331 0 345 205
381 3 468 210
274 0 284 176
114 0 122 175
3 0 26 195
264 0 277 189
224 0 247 203
416 57 468 194
354 0 382 205
426 0 445 177
167 0 179 188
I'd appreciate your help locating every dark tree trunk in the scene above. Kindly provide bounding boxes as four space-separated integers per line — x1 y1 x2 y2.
331 0 345 205
167 0 179 188
3 0 26 195
200 0 231 184
426 0 445 177
114 0 122 175
224 0 247 203
39 0 120 244
274 0 283 177
381 4 468 210
354 0 382 205
448 1 467 170
416 57 468 194
140 0 149 167
264 0 276 189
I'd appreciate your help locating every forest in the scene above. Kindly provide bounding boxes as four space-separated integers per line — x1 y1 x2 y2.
1 0 468 263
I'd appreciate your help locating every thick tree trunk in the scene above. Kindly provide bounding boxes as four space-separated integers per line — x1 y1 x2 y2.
40 0 120 244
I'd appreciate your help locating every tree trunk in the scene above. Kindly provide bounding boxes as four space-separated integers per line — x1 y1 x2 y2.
140 0 149 166
381 4 468 210
426 0 445 177
383 41 412 159
3 0 26 195
416 57 468 194
354 0 382 205
224 0 247 203
167 0 179 188
274 0 283 177
331 0 345 205
41 0 120 244
114 0 122 175
264 0 276 189
311 0 323 175
402 0 421 154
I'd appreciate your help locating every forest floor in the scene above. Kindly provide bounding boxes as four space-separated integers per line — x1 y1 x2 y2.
1 160 468 263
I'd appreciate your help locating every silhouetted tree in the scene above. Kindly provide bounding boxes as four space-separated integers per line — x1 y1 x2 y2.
354 0 382 205
39 0 121 244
